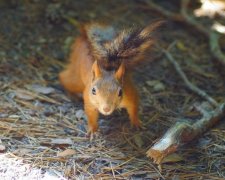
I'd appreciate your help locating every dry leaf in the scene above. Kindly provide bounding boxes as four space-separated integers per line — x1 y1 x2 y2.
176 41 187 51
146 172 161 179
15 89 34 100
161 153 183 163
32 84 55 94
13 148 32 156
51 138 73 145
133 134 144 148
57 149 76 157
146 80 165 92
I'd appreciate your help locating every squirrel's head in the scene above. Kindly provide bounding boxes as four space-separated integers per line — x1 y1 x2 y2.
89 61 124 115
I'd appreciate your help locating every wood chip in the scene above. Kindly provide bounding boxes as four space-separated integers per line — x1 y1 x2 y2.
57 149 76 157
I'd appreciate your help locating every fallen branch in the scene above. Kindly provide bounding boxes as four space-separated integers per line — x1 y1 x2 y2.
146 50 225 164
146 103 225 164
144 0 225 66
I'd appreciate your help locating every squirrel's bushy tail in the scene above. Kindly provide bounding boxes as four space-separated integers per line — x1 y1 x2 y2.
84 21 163 71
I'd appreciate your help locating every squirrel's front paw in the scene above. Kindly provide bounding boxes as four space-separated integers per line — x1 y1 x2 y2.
87 125 98 141
87 131 100 141
131 119 143 130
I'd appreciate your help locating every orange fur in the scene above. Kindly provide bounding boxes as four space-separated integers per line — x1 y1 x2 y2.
59 22 161 136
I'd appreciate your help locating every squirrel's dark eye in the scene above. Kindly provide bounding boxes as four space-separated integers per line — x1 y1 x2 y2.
118 88 122 97
92 87 96 95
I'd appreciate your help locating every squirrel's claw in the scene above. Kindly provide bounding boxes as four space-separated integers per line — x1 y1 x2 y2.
87 123 99 141
87 130 94 141
131 119 144 130
89 132 94 141
87 128 99 141
87 132 101 141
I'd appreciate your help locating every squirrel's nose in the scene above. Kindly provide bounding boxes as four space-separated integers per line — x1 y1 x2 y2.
103 106 110 113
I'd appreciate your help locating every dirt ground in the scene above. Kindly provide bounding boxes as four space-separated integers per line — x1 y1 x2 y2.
0 0 224 179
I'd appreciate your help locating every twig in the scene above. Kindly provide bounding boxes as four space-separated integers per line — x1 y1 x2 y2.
180 0 209 37
163 49 219 107
209 31 225 65
4 96 30 120
181 0 225 65
144 0 225 66
63 15 80 28
143 1 184 22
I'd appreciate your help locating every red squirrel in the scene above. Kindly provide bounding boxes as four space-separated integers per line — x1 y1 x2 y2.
59 22 162 138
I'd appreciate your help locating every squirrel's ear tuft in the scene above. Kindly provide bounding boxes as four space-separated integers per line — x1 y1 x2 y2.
115 63 125 81
92 61 102 80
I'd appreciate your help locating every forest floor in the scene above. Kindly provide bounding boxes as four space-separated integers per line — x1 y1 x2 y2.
0 0 224 179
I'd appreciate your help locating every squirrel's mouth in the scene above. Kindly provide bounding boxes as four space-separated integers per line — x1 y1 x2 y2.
100 111 113 116
99 108 114 116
